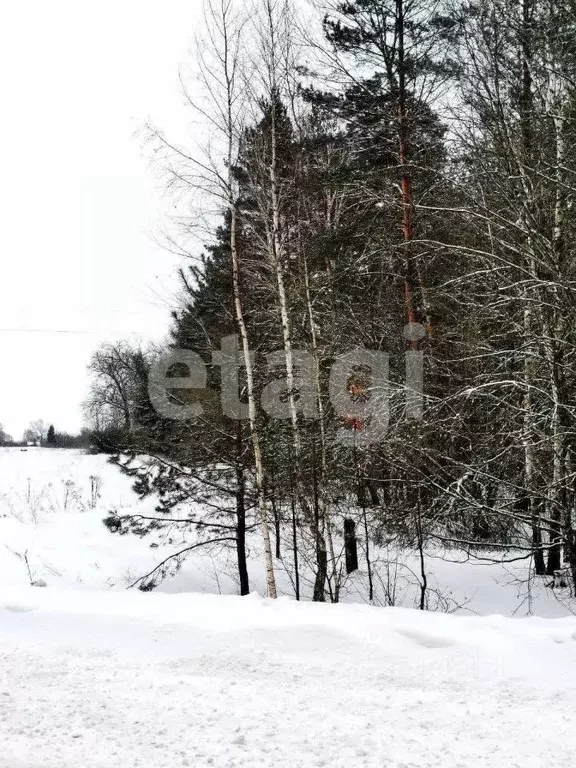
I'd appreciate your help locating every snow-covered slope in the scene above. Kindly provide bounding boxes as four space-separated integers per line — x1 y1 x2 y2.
1 586 576 768
0 447 573 616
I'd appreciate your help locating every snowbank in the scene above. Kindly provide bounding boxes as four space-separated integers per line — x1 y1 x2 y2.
1 585 576 767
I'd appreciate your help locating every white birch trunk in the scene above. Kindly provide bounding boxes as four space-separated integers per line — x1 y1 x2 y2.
220 0 277 598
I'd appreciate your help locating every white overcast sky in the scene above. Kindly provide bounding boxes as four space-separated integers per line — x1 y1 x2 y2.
0 0 207 439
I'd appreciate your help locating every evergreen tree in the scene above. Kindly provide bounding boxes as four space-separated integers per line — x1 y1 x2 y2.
46 424 56 447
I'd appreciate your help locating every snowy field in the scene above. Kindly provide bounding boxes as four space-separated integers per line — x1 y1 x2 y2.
1 448 576 767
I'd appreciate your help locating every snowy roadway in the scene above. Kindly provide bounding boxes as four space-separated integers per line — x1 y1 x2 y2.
1 587 576 768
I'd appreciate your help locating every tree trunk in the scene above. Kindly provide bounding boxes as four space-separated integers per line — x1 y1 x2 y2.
272 498 281 560
396 0 420 338
235 440 250 596
313 533 328 602
302 246 338 598
229 189 277 599
265 66 329 600
363 509 374 602
531 501 546 576
344 518 358 574
291 493 300 601
416 491 427 610
216 0 277 599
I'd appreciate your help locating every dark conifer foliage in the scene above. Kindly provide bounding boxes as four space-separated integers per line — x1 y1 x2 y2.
85 0 576 604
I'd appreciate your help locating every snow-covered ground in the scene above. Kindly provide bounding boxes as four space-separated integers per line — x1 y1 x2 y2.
1 448 576 767
2 587 576 767
0 448 572 616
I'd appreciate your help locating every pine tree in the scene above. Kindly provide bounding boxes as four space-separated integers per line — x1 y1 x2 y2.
46 424 56 447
